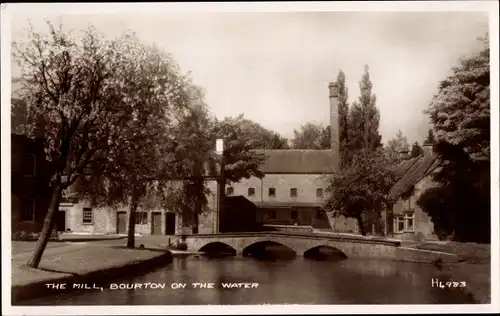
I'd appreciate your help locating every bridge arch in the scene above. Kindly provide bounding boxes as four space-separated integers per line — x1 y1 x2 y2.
303 245 347 259
242 240 297 257
198 242 237 255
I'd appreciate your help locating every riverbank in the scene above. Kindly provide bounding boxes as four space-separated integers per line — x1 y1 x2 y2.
11 243 173 304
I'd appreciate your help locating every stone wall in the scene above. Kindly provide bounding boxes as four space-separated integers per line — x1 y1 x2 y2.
227 174 329 204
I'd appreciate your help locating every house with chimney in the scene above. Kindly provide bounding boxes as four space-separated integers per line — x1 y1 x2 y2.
214 81 356 232
385 141 440 240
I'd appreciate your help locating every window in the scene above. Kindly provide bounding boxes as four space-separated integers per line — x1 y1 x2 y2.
291 210 298 220
393 216 405 233
82 208 93 224
316 188 324 198
290 188 297 197
268 210 276 219
405 213 415 231
24 154 36 176
21 199 35 221
135 212 148 225
226 187 234 196
248 187 255 197
268 188 276 197
316 210 323 220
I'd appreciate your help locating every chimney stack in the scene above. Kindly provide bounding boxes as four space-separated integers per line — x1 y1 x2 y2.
328 82 340 171
398 148 410 161
422 141 435 156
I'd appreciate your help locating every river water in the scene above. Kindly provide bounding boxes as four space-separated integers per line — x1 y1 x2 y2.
22 254 476 305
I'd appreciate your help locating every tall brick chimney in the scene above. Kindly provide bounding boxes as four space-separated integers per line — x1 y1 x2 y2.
328 82 340 171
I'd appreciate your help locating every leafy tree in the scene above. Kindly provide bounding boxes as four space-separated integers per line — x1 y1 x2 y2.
77 35 193 248
161 113 269 233
346 101 364 159
418 34 490 243
12 23 145 267
324 149 396 236
410 141 424 158
385 130 410 164
239 118 289 149
427 35 490 163
358 65 382 151
158 87 216 234
344 65 382 165
336 70 350 167
209 115 268 232
291 122 330 149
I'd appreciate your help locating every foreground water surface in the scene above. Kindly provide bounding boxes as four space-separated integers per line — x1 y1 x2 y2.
22 253 477 305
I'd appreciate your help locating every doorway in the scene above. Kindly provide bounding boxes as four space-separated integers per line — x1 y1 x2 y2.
151 212 162 235
55 210 66 232
165 212 176 235
117 211 127 234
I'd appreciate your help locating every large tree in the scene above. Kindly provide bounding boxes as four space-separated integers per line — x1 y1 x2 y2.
418 34 490 243
358 65 382 151
160 113 268 234
77 34 191 248
239 118 290 149
336 70 350 167
324 149 396 236
291 122 330 149
158 86 216 234
344 65 382 165
385 130 410 165
12 23 146 267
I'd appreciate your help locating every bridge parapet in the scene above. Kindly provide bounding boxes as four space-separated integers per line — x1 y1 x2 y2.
183 232 401 259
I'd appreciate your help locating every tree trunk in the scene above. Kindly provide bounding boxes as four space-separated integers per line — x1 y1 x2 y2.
356 215 366 236
216 155 226 234
28 181 63 268
127 192 139 249
193 212 199 234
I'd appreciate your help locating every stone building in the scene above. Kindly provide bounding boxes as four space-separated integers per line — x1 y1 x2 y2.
11 134 53 234
46 81 349 236
385 141 440 240
218 81 356 231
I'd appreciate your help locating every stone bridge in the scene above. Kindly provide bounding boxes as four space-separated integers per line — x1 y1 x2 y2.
182 232 402 259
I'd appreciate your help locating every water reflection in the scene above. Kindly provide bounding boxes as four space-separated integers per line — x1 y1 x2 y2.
21 256 477 305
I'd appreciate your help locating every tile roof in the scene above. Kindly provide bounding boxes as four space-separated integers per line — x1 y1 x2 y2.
388 154 440 201
252 149 337 174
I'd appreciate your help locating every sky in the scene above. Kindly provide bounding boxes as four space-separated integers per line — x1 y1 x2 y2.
9 10 489 145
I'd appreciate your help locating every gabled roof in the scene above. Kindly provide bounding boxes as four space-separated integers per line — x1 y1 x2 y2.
252 149 337 174
388 154 440 201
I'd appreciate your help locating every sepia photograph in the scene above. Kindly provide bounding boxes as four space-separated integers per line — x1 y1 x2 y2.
1 1 498 315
